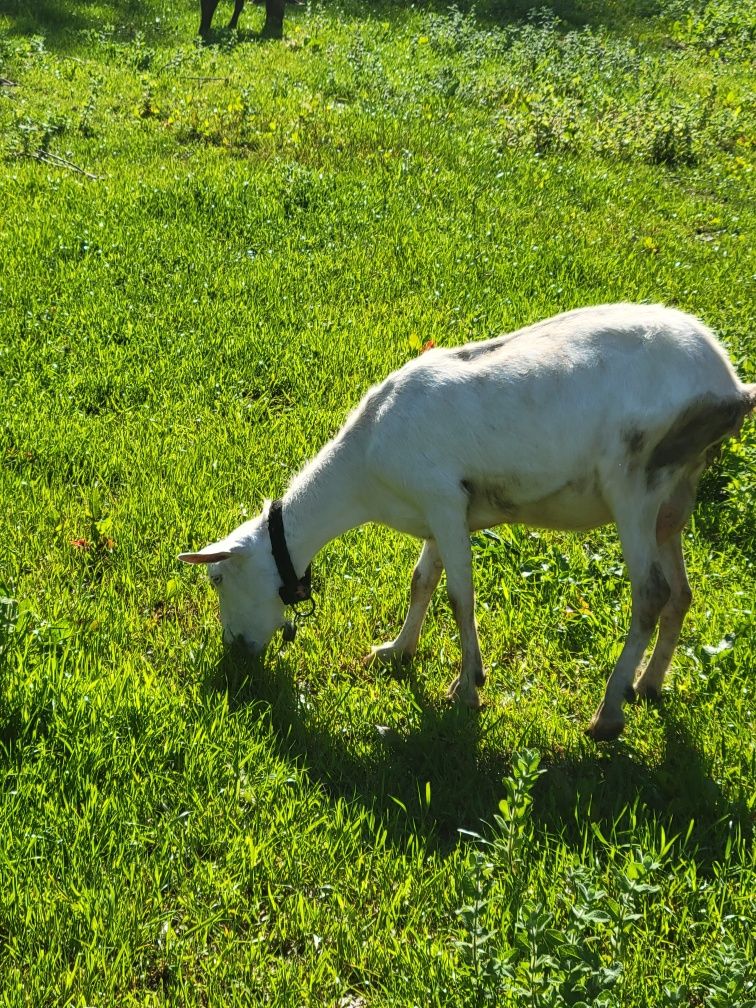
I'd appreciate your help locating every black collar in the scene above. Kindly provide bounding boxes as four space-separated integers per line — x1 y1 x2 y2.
267 499 312 606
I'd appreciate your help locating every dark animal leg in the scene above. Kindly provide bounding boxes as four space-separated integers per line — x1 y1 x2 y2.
199 0 221 36
228 0 245 29
261 0 285 37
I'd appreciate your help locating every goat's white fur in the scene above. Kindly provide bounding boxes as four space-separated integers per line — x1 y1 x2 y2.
180 303 756 740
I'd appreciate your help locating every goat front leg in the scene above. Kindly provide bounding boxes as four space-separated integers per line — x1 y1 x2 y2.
588 507 670 741
367 539 442 667
425 505 484 708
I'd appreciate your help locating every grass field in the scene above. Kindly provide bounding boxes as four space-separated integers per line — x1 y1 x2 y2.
1 0 755 1003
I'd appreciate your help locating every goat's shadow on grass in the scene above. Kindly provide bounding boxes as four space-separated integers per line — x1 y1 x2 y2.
533 708 753 867
207 648 488 839
206 649 752 866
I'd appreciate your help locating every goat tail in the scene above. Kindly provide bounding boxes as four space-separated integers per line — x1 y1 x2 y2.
744 383 756 414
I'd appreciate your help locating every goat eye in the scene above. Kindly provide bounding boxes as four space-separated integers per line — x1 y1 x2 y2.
210 574 223 587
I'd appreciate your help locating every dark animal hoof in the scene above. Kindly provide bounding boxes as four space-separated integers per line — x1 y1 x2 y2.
260 19 283 37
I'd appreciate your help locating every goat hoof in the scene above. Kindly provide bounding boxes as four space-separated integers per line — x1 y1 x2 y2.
634 684 662 705
585 717 625 742
446 677 481 709
364 644 412 670
586 699 626 742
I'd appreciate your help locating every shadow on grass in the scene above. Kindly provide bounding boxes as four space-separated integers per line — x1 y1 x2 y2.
331 0 667 33
693 462 756 556
202 0 669 44
206 647 752 867
534 708 753 864
2 0 669 55
2 0 156 48
2 0 285 54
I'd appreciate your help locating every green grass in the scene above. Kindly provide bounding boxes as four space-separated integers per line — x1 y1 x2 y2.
1 0 755 1004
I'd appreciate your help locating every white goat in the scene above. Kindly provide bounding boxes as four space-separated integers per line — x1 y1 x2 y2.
180 304 755 740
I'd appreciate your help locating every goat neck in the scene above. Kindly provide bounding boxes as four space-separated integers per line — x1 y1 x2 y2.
277 435 371 580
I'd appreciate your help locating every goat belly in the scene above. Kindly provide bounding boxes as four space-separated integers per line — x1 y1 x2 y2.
508 484 613 531
464 477 612 532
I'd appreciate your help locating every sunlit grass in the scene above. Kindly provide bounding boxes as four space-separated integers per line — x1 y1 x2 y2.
1 0 754 1004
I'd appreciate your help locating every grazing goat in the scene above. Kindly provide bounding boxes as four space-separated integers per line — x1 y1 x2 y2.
180 304 755 741
199 0 284 38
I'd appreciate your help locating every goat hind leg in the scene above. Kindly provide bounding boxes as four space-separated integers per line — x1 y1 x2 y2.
634 532 692 702
588 507 670 741
367 539 442 668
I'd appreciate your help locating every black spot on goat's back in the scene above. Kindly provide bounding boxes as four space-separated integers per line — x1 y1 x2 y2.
453 332 521 362
455 343 499 363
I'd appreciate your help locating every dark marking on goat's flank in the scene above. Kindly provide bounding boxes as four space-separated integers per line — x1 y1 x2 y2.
647 396 743 479
485 483 515 511
486 487 515 513
567 475 588 494
462 478 515 519
623 428 645 455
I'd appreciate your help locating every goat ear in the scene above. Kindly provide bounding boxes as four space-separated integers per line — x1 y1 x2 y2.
178 544 234 564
